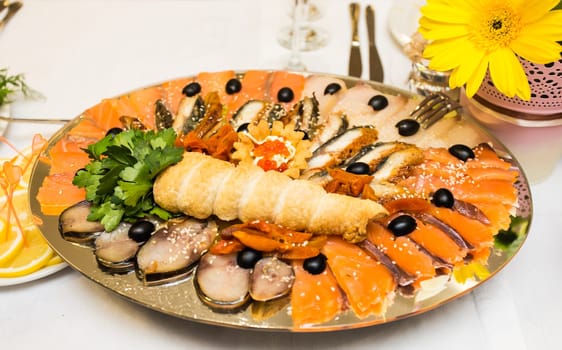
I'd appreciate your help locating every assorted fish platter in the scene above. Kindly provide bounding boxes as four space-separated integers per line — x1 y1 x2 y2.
29 70 532 331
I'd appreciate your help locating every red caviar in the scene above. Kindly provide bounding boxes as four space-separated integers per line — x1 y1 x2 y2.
253 138 292 172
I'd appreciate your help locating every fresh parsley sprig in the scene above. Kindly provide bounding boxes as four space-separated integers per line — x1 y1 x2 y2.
0 68 40 107
73 128 184 231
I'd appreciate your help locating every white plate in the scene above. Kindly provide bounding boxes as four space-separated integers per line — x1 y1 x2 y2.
388 0 426 47
0 262 68 287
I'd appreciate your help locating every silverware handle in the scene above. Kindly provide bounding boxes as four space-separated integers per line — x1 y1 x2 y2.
0 115 70 124
349 3 360 42
0 1 22 30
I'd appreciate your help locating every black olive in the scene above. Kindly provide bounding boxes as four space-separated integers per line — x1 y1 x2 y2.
237 248 262 269
368 95 389 111
236 122 250 133
296 129 310 140
431 188 455 208
74 168 86 177
388 215 417 236
395 119 420 136
128 220 155 243
303 253 327 275
105 127 123 137
225 78 242 94
345 162 371 175
324 83 342 95
448 144 475 161
182 82 201 97
277 87 295 103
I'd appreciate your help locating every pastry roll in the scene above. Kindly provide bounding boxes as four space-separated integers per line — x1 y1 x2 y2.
154 152 388 242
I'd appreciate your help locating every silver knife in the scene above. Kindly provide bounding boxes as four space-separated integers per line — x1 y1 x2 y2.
0 1 22 32
366 5 384 82
348 3 362 78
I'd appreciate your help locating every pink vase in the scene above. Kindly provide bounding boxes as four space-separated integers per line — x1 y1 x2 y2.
472 54 562 125
460 54 562 183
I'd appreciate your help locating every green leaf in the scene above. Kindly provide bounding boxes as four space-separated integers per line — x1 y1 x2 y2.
72 127 183 231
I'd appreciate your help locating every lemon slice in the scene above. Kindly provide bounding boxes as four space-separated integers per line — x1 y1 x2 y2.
0 225 53 278
46 255 64 266
0 220 24 265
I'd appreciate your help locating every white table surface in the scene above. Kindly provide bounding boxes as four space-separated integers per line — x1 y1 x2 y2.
1 1 561 349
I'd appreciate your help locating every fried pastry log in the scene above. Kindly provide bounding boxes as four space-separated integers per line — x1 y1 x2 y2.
153 152 387 242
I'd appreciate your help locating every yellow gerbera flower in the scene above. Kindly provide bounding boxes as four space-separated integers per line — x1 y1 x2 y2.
419 0 562 100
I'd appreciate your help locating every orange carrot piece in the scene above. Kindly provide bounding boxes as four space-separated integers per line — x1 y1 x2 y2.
231 230 283 252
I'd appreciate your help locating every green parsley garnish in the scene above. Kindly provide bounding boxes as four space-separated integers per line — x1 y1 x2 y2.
73 128 184 231
494 215 529 254
0 68 40 107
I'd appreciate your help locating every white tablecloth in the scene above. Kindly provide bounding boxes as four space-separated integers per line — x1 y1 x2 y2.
1 1 561 349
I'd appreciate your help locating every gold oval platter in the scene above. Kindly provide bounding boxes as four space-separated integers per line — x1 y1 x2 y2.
28 70 532 332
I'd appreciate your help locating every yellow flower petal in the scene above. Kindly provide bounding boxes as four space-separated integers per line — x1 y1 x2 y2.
516 11 562 43
421 0 474 24
519 0 560 23
424 39 471 71
464 58 490 98
418 17 469 41
511 39 562 64
488 48 530 99
449 47 486 88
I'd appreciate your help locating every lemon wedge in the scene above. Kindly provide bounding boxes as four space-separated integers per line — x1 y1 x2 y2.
0 225 53 278
0 220 24 265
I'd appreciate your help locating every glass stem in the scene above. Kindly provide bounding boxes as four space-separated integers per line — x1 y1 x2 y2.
287 0 307 71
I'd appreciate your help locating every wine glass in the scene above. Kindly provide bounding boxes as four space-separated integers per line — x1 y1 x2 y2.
285 0 308 71
278 0 328 53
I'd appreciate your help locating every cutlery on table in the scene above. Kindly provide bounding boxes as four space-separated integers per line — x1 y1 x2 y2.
0 1 22 31
348 2 362 78
0 115 70 124
366 5 384 82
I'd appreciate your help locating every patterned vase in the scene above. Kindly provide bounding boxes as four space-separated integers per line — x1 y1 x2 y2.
472 54 562 126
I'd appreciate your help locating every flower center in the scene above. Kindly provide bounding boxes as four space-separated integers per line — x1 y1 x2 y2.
471 5 521 52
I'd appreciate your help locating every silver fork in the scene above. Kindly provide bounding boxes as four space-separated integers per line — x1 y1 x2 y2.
409 92 461 128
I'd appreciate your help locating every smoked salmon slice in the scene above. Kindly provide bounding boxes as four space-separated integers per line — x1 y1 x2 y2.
321 237 395 318
197 70 236 102
290 261 344 328
366 221 436 281
408 219 468 265
161 77 194 115
225 70 271 118
268 71 305 110
36 173 85 216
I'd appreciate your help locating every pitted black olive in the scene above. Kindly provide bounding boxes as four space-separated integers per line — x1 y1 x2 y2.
388 215 417 236
128 220 155 243
182 82 201 97
303 253 327 275
368 95 389 111
431 188 455 208
236 122 250 133
105 127 123 137
237 248 262 269
277 87 295 103
296 129 310 140
225 78 242 94
324 83 342 95
395 119 420 136
345 162 371 175
448 144 475 161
